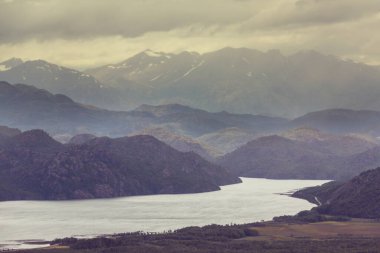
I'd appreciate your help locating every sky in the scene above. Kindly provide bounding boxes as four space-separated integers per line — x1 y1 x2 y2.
0 0 380 69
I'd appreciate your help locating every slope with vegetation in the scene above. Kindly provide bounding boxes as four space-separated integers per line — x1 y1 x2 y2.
293 167 380 218
0 129 240 201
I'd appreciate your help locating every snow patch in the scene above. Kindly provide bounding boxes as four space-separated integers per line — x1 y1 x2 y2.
150 74 162 81
242 57 250 64
145 50 163 57
0 65 10 71
183 60 205 77
172 60 205 83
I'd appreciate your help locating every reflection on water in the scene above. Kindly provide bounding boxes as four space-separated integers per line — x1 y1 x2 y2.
0 178 328 249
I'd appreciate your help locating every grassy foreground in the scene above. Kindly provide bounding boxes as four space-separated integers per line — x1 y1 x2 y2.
13 217 380 253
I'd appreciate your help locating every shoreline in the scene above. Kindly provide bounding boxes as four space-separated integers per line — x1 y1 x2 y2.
0 178 326 250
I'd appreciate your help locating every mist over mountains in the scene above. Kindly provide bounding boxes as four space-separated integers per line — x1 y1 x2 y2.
3 1 380 250
2 48 380 117
3 47 380 196
0 81 287 138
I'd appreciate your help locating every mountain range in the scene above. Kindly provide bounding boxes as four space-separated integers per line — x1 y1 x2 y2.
0 129 240 201
3 48 380 117
85 48 380 117
4 80 380 168
0 58 121 109
0 81 154 135
218 128 380 180
4 75 380 181
0 81 287 138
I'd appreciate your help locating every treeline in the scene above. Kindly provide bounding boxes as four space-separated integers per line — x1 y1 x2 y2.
13 221 380 253
18 237 380 253
273 210 351 223
51 224 259 250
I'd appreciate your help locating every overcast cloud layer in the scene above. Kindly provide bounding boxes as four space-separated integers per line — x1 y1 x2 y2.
0 0 380 69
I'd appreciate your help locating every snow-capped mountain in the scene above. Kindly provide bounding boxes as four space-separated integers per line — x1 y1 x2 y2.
87 49 201 88
0 58 121 109
87 48 380 117
3 48 380 117
0 58 23 71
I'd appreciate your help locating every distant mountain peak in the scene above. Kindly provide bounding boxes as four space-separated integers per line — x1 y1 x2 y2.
10 129 63 150
0 57 24 71
0 125 21 138
23 59 65 71
143 49 172 58
131 49 174 60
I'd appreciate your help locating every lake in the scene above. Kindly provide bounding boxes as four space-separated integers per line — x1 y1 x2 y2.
0 178 328 249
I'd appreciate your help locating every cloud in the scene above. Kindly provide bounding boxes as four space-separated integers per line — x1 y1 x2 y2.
0 0 380 68
0 0 255 42
239 0 380 30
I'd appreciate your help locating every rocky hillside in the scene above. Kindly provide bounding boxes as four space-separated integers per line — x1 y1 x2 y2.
0 130 240 201
293 168 380 218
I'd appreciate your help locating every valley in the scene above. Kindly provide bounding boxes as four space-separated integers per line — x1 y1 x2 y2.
2 1 380 252
2 65 380 252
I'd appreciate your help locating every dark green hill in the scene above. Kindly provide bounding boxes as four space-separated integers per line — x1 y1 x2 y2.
0 130 240 201
293 168 380 218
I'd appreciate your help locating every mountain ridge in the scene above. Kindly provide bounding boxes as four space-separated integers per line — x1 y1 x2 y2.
293 168 380 218
218 130 380 180
3 47 380 117
0 129 240 201
85 47 380 117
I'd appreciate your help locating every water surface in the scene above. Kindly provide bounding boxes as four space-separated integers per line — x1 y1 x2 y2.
0 178 328 249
